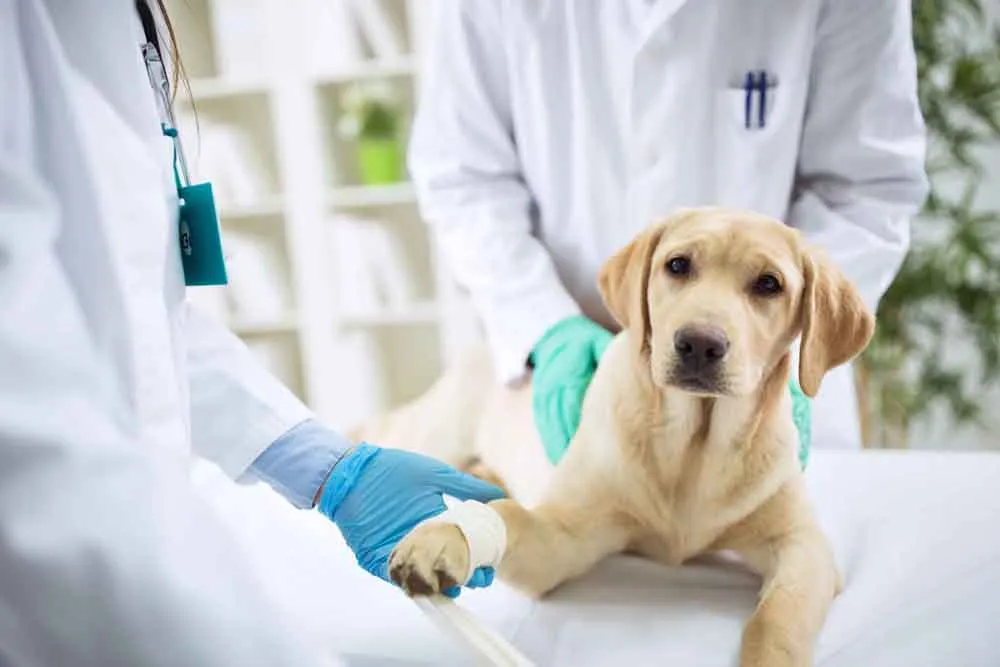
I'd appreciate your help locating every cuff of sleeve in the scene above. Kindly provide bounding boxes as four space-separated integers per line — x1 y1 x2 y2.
242 420 354 509
485 289 582 387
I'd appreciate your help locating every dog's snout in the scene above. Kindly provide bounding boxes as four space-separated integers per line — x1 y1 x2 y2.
674 325 729 368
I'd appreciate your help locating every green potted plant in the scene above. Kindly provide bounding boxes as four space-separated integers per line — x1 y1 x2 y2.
337 80 405 185
857 0 1000 447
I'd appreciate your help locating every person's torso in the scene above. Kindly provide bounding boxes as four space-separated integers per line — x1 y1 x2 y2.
25 0 191 461
500 0 820 326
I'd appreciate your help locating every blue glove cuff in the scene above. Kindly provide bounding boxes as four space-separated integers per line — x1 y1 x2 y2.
318 443 380 520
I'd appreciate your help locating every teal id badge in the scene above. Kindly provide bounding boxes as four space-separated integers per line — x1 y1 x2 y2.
142 42 228 287
178 182 228 286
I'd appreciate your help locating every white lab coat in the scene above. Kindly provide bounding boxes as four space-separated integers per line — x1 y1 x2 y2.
0 2 340 665
409 0 929 449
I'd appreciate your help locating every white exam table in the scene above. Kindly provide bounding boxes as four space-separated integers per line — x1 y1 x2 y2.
192 448 1000 666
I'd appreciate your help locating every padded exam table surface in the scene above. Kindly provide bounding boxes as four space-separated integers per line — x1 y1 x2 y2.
193 449 1000 666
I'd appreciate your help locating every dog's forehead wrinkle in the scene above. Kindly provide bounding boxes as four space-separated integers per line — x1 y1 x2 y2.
660 222 796 273
735 247 798 277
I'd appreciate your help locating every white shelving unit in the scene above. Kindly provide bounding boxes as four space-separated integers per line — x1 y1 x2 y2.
167 0 481 430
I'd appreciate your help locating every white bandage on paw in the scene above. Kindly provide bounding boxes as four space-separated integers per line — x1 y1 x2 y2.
425 500 507 581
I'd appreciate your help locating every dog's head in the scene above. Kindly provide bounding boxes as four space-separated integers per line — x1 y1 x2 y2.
597 207 874 398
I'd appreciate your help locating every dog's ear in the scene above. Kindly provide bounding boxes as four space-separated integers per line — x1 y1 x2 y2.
797 247 875 397
597 225 664 346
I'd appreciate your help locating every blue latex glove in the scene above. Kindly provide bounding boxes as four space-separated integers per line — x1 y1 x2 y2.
318 444 506 598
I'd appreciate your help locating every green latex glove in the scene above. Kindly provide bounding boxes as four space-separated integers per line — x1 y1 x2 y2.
529 316 614 465
789 378 812 470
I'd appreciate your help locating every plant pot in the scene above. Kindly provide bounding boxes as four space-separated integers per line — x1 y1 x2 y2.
357 136 403 185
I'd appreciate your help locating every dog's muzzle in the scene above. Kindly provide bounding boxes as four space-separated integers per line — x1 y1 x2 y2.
670 324 729 392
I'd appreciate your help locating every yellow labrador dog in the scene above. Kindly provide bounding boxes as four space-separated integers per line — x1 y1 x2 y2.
353 207 874 666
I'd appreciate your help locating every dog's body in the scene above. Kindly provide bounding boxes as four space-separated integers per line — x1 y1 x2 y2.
353 208 874 666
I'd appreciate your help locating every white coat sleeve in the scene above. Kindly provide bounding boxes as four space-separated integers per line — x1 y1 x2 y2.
408 0 582 383
0 9 338 666
786 0 929 314
184 305 314 479
147 0 314 479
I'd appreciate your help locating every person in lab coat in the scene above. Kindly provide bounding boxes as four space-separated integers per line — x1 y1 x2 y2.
408 0 929 460
0 2 503 665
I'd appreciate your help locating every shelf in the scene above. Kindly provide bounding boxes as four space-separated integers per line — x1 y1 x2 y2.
187 77 270 101
229 314 300 336
218 196 286 220
167 1 446 424
340 302 439 327
329 183 416 209
312 56 417 85
174 93 284 204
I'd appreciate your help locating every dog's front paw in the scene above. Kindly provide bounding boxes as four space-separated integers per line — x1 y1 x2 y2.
740 616 811 667
389 523 471 596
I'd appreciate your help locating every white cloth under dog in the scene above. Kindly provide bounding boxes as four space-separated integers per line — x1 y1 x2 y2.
197 448 1000 666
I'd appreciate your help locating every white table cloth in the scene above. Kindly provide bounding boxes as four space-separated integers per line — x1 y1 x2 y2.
192 448 1000 666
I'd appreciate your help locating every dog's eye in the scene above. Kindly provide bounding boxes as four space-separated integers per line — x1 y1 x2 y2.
751 273 783 296
666 256 692 277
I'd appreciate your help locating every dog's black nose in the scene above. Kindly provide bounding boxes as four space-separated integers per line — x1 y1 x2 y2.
674 325 729 368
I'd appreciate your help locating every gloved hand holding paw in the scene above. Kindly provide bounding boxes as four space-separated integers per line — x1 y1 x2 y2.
317 445 506 598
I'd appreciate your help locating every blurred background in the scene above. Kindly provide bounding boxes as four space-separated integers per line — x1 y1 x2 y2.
164 0 1000 452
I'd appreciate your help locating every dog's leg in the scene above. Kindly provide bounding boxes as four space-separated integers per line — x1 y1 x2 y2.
491 499 631 596
711 483 839 667
389 498 629 599
733 526 838 667
459 459 511 498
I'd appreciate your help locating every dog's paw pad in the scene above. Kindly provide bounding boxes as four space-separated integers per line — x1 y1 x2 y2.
388 523 471 597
